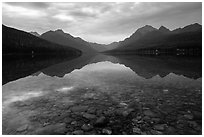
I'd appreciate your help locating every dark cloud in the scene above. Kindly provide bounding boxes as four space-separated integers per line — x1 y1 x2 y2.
69 10 97 18
2 2 202 44
5 2 50 9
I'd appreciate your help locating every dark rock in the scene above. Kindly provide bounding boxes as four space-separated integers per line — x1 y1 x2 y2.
96 110 103 116
152 118 161 123
81 124 93 131
84 130 97 135
72 130 84 135
70 106 88 112
150 130 163 135
87 107 96 114
64 118 72 124
143 110 156 117
184 114 194 120
83 113 96 119
188 121 201 131
71 121 77 125
95 116 107 126
122 108 134 117
153 124 166 131
166 126 177 135
192 111 202 120
143 116 151 121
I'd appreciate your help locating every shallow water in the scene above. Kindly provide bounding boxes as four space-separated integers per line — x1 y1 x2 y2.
2 54 202 135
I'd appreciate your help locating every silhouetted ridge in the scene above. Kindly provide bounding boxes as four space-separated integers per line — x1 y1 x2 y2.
2 24 81 57
40 29 96 54
159 26 170 33
107 23 202 56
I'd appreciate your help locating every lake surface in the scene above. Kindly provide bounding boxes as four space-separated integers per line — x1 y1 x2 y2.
2 54 202 135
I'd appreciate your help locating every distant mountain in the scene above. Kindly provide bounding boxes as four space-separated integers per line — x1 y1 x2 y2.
88 41 120 52
172 23 202 33
108 23 202 56
2 25 81 57
88 42 107 52
117 25 157 48
40 29 96 54
159 26 170 33
29 31 40 37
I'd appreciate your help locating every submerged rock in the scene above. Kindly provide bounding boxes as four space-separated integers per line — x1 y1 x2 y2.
95 116 107 126
81 124 93 131
35 123 67 135
16 124 29 132
102 129 112 135
83 113 96 119
184 114 194 120
150 130 163 135
72 130 84 135
122 108 134 117
70 106 88 112
143 110 156 117
153 124 166 131
133 127 142 134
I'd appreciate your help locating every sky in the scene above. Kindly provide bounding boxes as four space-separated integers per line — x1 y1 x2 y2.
2 2 202 44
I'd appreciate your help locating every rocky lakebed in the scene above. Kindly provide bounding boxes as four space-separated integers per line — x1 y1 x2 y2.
2 86 202 135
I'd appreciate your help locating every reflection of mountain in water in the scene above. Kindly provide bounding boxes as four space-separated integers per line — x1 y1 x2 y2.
38 54 201 80
3 54 201 85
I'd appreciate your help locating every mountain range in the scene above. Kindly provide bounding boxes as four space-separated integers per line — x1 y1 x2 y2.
3 23 202 57
40 29 96 54
2 25 81 57
108 23 202 55
33 23 202 55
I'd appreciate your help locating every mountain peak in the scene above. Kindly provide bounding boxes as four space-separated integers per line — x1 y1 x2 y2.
136 25 157 35
159 26 170 33
173 23 202 33
30 31 40 37
55 29 64 34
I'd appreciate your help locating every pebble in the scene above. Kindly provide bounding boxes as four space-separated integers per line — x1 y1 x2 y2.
102 129 112 135
152 118 161 123
72 130 84 135
122 109 134 117
71 121 77 125
35 123 67 135
16 124 29 132
184 114 194 120
154 124 166 131
95 116 107 126
119 102 128 106
143 110 156 117
70 106 88 112
81 124 93 131
150 130 163 135
83 113 96 119
143 116 151 121
133 127 142 134
87 107 96 114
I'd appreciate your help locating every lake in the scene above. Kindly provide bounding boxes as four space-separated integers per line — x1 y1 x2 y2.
2 54 202 135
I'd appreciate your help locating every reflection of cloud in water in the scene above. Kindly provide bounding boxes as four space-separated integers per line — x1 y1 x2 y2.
56 86 74 93
3 91 43 109
2 61 201 111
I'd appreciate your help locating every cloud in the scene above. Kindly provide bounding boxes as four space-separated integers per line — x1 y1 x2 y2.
4 2 50 9
2 2 202 44
3 3 47 18
53 14 75 22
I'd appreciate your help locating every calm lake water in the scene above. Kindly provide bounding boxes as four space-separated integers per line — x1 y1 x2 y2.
2 54 202 135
